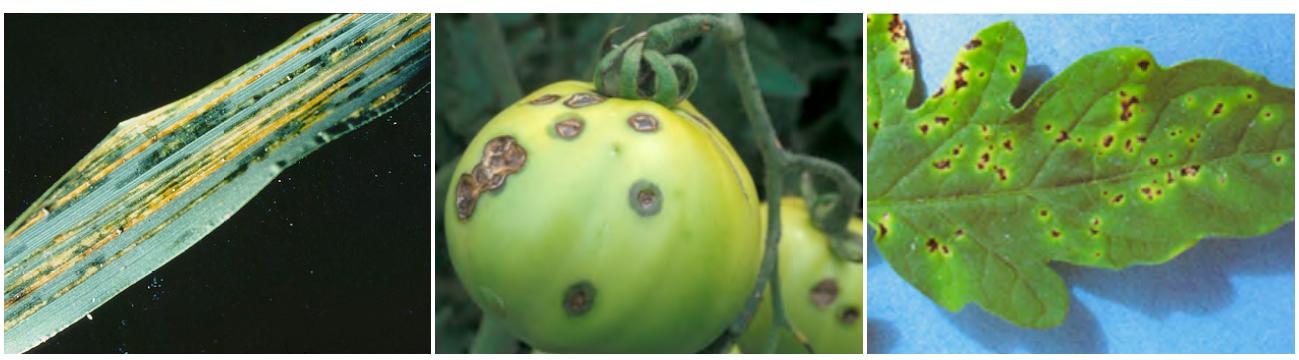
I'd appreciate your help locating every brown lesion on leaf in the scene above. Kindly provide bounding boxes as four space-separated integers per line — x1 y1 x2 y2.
877 223 889 238
1212 102 1224 116
926 238 939 253
1009 63 1018 74
1050 229 1062 238
1245 92 1254 100
964 38 983 50
952 145 964 156
953 62 970 90
993 166 1008 181
1148 157 1159 166
918 123 930 135
1273 154 1285 164
1264 112 1273 119
977 152 991 170
1101 134 1115 149
1120 93 1140 122
872 121 880 131
900 49 915 70
1165 171 1175 184
1002 139 1013 151
935 116 950 126
1111 194 1125 205
932 158 952 170
1123 138 1136 153
888 14 907 43
954 228 965 237
1137 60 1151 71
932 86 946 98
1044 124 1054 132
1038 209 1049 218
1180 164 1201 177
1140 186 1155 201
1089 228 1100 236
1055 130 1070 143
940 245 950 255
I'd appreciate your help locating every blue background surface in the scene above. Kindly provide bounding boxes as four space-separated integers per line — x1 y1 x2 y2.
867 14 1296 354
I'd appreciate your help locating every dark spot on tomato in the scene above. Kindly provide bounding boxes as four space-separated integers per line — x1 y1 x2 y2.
628 180 663 216
840 306 861 325
456 136 528 220
563 281 597 316
529 94 560 105
810 279 839 310
564 92 605 108
555 118 584 139
628 113 660 132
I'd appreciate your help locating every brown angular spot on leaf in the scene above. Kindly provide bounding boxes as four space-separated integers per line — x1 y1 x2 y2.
940 245 950 254
1140 186 1154 200
1166 171 1175 184
955 229 964 237
932 159 952 170
1051 230 1061 238
932 86 946 98
1138 60 1151 71
1089 228 1100 236
878 223 888 238
1039 210 1048 217
900 49 915 70
529 94 560 105
1120 94 1140 122
1137 135 1147 143
1212 102 1224 116
1246 93 1254 100
935 116 950 126
952 146 963 156
965 38 983 50
926 238 938 252
1055 131 1070 143
1102 134 1115 148
872 121 880 130
1092 218 1101 226
953 62 970 90
1181 165 1201 177
995 167 1008 181
1265 112 1273 118
810 279 839 310
1124 139 1135 153
1148 157 1159 166
954 78 968 90
919 123 930 134
1045 124 1054 132
1002 139 1013 151
1010 63 1018 74
564 92 605 108
888 15 907 42
628 113 660 132
1111 194 1125 204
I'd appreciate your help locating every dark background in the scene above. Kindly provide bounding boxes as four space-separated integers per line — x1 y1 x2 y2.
5 14 431 353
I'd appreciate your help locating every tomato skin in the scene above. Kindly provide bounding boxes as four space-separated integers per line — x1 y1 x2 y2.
444 81 763 353
738 197 864 354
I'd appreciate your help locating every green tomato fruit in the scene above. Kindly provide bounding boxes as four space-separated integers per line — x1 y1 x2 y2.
445 80 763 353
738 197 863 354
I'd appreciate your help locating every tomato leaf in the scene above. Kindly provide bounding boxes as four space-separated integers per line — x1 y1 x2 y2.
866 14 1295 328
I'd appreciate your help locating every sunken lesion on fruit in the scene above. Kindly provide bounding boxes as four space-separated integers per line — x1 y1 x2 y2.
839 306 861 325
455 135 528 220
564 92 605 108
628 113 660 132
528 94 561 105
628 179 663 216
553 117 585 139
810 278 839 310
563 280 597 316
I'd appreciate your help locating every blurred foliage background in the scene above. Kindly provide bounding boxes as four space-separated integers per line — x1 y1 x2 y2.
434 14 862 353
